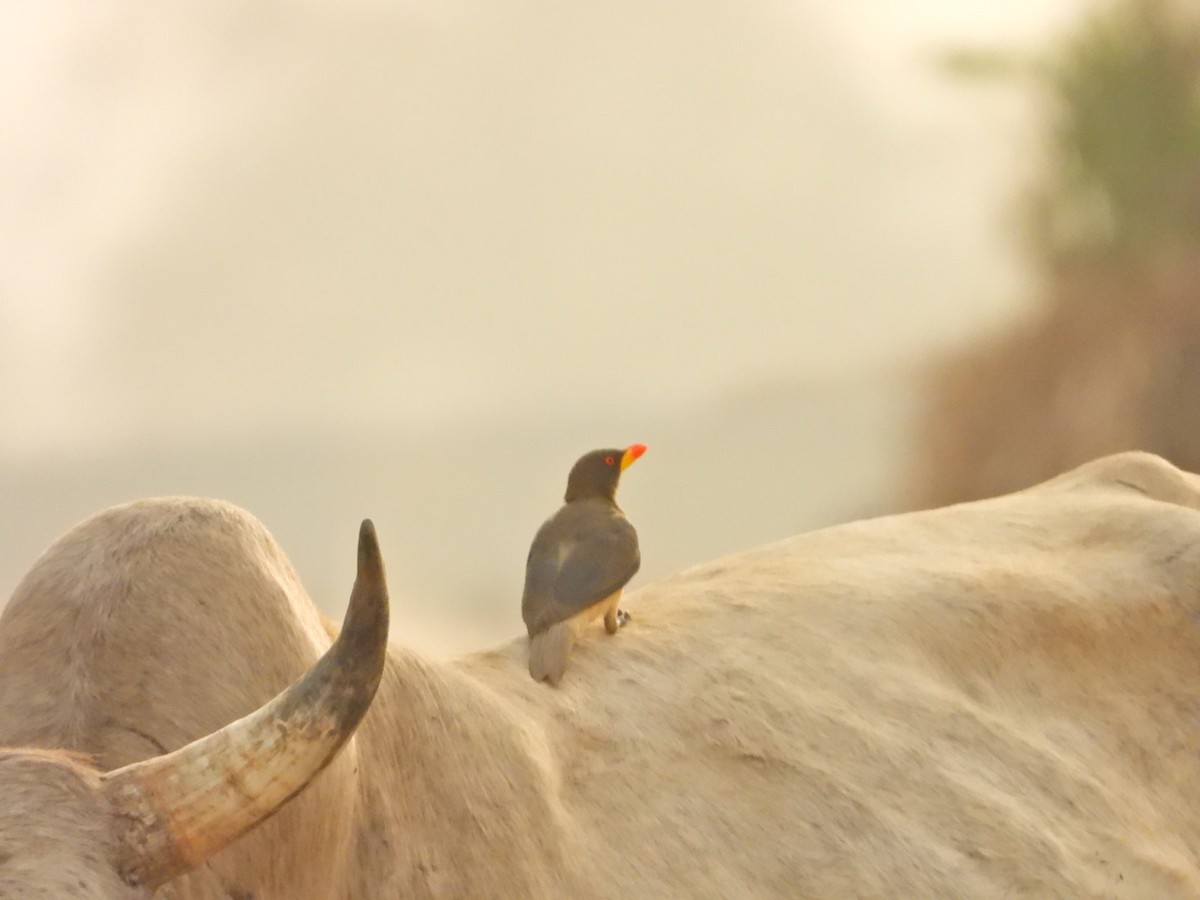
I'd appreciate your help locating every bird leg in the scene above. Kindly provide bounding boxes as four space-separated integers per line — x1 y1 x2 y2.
603 592 631 634
603 609 619 634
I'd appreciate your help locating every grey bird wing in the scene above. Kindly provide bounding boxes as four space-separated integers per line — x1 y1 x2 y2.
522 506 640 636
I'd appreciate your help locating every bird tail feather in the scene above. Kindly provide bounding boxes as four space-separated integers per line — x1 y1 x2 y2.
529 621 574 685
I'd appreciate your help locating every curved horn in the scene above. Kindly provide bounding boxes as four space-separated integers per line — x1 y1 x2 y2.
102 519 390 890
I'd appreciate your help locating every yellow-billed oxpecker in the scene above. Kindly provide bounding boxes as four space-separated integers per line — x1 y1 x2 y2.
522 444 646 685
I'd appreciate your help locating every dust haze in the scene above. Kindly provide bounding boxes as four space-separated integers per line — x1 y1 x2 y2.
0 0 1094 654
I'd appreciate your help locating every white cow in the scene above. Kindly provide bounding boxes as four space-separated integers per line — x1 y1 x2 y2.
2 450 1199 897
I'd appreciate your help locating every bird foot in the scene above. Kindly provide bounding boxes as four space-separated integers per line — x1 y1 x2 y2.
604 607 632 635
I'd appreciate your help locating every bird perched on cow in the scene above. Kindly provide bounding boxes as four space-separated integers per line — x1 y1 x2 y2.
522 444 646 685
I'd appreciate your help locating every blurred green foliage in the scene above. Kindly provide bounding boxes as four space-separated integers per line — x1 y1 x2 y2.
945 0 1200 269
1038 0 1200 264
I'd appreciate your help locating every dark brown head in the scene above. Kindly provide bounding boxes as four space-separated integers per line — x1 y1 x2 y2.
564 444 647 503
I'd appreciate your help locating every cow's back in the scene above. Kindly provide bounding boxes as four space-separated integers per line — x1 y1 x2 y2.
460 452 1200 897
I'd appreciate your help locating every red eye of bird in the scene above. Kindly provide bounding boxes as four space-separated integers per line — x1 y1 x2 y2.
605 455 615 466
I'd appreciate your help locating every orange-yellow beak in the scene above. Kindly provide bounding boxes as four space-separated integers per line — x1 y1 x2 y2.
620 443 647 471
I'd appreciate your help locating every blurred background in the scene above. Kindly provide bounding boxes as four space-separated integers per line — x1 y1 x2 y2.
2 0 1196 656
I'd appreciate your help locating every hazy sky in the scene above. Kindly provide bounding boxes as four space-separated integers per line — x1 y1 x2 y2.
1 0 1111 654
1 0 1095 460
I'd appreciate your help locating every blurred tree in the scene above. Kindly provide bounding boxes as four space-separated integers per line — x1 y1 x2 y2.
1031 0 1200 266
909 0 1200 507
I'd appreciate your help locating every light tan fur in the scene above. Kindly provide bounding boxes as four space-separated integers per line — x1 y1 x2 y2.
4 451 1200 896
528 590 622 685
0 750 135 899
0 500 362 899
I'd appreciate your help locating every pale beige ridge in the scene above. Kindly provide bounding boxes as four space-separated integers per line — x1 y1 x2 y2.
1 450 1199 896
